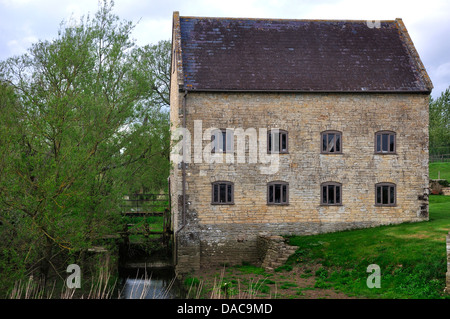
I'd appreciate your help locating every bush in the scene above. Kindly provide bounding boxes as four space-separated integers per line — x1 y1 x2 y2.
438 179 449 187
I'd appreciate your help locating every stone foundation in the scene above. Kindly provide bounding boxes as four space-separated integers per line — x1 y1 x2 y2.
174 219 420 275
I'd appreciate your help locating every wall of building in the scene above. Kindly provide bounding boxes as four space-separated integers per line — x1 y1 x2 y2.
170 91 430 273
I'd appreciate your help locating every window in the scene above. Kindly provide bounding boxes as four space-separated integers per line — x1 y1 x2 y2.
375 131 396 154
321 131 342 154
267 181 289 205
321 182 342 205
268 130 288 153
375 183 396 206
212 181 234 204
211 129 233 153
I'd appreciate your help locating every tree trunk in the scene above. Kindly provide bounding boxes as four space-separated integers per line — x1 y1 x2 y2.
40 236 54 284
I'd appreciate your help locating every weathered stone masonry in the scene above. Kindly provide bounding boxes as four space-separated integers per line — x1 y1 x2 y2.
169 13 433 275
172 91 430 273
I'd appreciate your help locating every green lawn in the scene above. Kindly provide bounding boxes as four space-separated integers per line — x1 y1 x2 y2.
287 195 450 299
430 162 450 180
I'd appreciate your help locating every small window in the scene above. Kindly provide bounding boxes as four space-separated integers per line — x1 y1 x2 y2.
375 131 396 154
212 181 234 204
321 131 342 154
375 183 396 206
321 182 342 205
268 130 288 154
267 181 289 205
212 129 233 153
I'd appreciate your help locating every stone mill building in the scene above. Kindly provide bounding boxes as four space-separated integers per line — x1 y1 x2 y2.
169 12 433 274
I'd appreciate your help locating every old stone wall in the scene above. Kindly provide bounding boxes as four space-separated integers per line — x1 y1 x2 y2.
257 235 298 271
171 91 430 272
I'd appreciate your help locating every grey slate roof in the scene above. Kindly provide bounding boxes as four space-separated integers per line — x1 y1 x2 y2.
174 14 432 93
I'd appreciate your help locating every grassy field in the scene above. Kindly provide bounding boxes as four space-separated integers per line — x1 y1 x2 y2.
286 194 450 298
430 162 450 180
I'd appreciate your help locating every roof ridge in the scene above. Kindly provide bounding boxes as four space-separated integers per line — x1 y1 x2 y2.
179 15 397 24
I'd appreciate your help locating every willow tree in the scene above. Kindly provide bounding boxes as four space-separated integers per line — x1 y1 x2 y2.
0 1 170 288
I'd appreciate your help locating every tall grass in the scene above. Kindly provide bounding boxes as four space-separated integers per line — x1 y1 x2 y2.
8 268 271 299
185 267 275 299
9 266 117 299
9 276 55 299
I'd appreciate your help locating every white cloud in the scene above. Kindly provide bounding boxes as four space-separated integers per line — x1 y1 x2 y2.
0 0 448 96
0 0 33 6
429 62 450 96
133 18 172 45
7 36 37 56
436 63 450 78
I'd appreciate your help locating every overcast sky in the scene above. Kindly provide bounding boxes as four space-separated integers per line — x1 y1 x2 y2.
0 0 449 98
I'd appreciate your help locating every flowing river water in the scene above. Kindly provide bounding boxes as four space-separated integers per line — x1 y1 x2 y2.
117 267 185 299
115 243 186 299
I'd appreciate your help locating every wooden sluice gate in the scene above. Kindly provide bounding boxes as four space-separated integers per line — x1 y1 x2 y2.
119 193 173 269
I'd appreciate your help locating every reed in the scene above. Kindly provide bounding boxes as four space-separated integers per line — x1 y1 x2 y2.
190 268 275 299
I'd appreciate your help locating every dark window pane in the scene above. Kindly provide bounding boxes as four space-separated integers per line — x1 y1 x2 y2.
211 130 226 152
322 134 327 152
382 134 388 152
335 134 341 152
213 183 233 204
211 134 216 153
213 184 218 203
376 186 381 204
269 185 274 203
376 134 381 152
328 185 335 204
268 133 272 152
328 134 335 152
322 186 327 203
223 131 228 152
222 131 227 151
282 185 287 203
382 186 389 204
390 186 395 204
275 184 281 203
220 184 226 202
336 185 341 204
281 133 287 152
389 134 395 152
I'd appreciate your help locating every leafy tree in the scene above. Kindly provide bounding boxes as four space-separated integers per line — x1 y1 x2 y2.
0 0 170 289
429 87 450 153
